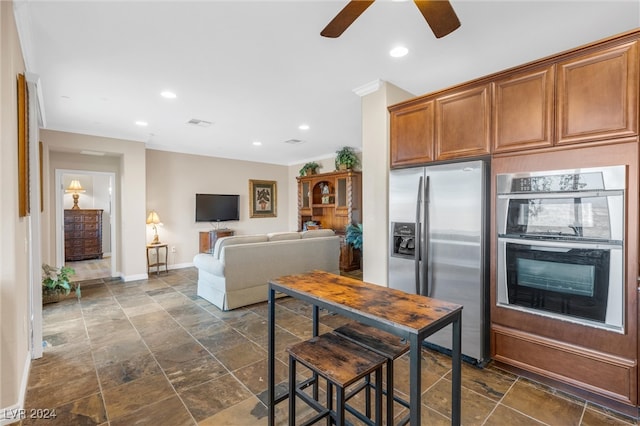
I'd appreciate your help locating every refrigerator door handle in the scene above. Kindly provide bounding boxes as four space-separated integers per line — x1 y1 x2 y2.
423 176 430 296
414 176 423 295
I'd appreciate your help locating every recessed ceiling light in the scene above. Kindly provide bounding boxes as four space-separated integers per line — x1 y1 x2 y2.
160 91 177 99
135 121 148 126
298 124 310 131
390 46 409 58
253 141 262 146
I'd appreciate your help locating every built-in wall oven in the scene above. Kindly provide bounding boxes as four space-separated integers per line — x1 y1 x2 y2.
496 165 625 332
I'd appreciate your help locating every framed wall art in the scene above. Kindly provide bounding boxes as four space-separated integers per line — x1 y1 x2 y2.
17 73 29 217
249 179 277 218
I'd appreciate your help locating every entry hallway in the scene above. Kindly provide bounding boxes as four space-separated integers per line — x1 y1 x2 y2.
13 268 638 425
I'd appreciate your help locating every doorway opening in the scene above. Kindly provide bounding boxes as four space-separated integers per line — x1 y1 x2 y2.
55 169 117 281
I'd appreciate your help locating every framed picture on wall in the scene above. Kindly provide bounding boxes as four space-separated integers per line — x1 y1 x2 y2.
249 179 277 218
17 73 29 217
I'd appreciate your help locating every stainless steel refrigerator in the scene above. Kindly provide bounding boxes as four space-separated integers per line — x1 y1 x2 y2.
389 160 489 365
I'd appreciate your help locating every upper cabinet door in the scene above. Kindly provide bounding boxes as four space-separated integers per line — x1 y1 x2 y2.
435 84 491 160
556 40 638 145
390 99 435 168
493 65 555 153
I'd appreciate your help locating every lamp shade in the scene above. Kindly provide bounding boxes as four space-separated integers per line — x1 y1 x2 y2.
65 179 85 193
146 211 161 225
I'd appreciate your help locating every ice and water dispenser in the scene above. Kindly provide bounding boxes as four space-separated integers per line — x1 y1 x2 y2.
391 222 417 259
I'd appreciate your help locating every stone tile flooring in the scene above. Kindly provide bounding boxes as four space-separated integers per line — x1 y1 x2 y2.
12 267 639 425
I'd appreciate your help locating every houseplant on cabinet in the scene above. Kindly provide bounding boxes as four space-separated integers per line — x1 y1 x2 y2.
42 264 80 304
335 146 360 171
299 161 320 176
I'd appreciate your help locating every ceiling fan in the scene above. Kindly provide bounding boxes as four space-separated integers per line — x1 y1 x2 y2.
321 0 461 39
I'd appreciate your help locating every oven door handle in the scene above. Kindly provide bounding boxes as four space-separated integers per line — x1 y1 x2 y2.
498 236 622 250
497 189 623 199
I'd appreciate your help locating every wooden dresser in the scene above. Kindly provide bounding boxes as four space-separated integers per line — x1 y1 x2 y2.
64 209 104 261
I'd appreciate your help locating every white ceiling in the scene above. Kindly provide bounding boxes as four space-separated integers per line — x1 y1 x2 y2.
14 0 640 166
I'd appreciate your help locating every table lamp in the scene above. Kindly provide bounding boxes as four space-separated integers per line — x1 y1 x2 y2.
65 179 86 210
146 211 161 244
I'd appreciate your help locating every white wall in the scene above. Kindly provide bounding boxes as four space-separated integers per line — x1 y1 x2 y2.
145 149 292 267
42 130 147 281
360 81 414 286
0 0 30 416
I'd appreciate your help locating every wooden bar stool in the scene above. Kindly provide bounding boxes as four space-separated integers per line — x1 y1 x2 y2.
286 332 387 426
334 322 410 425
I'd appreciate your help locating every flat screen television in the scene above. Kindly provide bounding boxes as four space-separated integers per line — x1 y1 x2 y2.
195 193 240 222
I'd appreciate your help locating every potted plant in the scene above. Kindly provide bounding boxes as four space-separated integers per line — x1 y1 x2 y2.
343 223 362 271
345 223 363 250
335 146 360 171
299 161 320 176
42 264 80 304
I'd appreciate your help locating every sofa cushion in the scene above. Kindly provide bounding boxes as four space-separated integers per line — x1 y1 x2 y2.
213 234 269 259
267 232 301 242
300 229 336 239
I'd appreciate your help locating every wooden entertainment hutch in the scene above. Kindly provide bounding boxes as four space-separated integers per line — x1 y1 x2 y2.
296 169 361 271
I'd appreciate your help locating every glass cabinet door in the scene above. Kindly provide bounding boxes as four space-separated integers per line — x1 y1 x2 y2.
301 181 310 209
336 178 347 208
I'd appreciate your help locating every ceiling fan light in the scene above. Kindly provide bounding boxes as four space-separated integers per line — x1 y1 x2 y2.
390 46 409 58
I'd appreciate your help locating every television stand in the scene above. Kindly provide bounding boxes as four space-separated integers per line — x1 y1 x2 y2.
199 229 234 254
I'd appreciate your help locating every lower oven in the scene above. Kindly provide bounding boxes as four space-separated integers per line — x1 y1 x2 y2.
497 237 623 331
496 165 625 332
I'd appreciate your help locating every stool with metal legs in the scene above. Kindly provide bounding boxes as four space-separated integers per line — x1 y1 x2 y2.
286 332 386 426
334 321 410 425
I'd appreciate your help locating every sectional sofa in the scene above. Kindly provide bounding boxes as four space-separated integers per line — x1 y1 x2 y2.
193 229 341 310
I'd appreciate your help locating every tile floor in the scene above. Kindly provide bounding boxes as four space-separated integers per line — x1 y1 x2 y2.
11 267 639 425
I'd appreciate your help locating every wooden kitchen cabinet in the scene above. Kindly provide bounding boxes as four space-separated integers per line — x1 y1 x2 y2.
493 65 555 153
64 209 103 261
389 83 491 167
556 40 638 145
435 83 492 160
389 99 434 167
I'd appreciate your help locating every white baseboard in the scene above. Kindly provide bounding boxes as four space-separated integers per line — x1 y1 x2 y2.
0 350 31 425
169 262 193 270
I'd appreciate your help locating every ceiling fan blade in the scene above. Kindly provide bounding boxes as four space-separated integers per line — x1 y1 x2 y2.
414 0 461 38
321 1 375 38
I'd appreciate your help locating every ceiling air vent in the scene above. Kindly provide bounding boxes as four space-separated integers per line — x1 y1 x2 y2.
186 118 212 127
284 139 305 145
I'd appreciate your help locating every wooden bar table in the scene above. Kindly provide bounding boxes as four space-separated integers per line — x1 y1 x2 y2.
267 271 462 426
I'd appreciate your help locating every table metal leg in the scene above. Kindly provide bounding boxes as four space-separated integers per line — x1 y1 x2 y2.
409 335 421 425
451 313 462 426
268 288 276 426
312 305 320 400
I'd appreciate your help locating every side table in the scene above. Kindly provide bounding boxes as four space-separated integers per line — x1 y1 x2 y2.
146 243 168 275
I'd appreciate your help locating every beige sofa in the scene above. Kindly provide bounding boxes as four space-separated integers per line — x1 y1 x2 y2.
193 229 340 310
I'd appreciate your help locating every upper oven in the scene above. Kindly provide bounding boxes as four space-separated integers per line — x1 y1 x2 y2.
496 165 625 332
